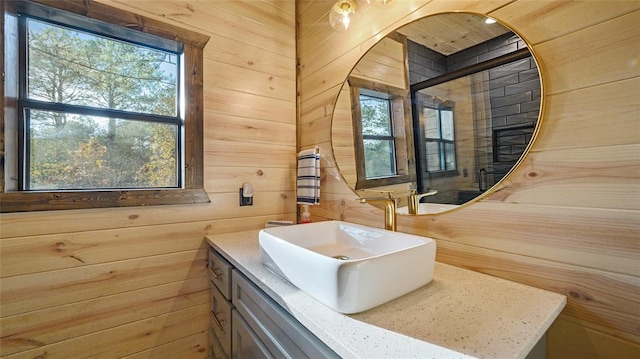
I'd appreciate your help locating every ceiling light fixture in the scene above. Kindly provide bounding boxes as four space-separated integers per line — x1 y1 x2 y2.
485 17 497 24
329 0 358 32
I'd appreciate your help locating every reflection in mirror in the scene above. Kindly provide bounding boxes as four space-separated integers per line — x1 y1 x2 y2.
331 13 541 215
412 48 539 206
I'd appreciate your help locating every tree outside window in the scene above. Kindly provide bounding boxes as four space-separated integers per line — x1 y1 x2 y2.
25 19 180 190
349 82 415 190
2 0 210 212
360 94 397 178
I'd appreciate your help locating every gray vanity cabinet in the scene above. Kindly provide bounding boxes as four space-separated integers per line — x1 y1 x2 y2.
207 245 339 359
231 310 272 358
207 248 234 358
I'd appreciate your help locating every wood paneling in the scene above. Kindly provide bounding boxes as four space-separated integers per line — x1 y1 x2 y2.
0 205 296 239
205 87 296 124
535 77 640 151
3 304 209 359
548 317 640 359
1 249 207 317
533 10 640 95
434 239 640 342
350 37 407 89
298 0 640 357
0 223 209 277
491 0 640 45
495 144 640 210
396 13 510 56
0 0 296 358
0 277 208 356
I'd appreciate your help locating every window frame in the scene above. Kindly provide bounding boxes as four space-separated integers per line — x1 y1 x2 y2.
21 14 183 191
359 92 397 179
349 76 415 190
423 106 457 174
1 0 210 212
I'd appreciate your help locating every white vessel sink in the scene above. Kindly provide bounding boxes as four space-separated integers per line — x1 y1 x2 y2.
258 221 436 314
397 203 459 215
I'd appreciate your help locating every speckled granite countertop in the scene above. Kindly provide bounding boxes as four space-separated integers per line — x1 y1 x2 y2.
205 230 566 359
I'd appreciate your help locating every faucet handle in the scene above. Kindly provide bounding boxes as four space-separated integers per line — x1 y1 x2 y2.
422 189 438 197
358 195 397 203
356 195 397 231
407 189 438 215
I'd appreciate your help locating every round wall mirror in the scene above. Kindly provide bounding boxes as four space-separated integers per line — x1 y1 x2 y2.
331 12 542 215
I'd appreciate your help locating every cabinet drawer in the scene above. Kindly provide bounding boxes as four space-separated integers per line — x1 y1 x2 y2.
232 309 272 359
209 328 228 359
210 284 233 357
232 270 339 359
208 248 233 299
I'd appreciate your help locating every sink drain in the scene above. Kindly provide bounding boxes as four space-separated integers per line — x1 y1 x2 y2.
332 255 349 260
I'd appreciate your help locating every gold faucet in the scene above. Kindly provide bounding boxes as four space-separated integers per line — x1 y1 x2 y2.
357 193 397 231
407 189 438 215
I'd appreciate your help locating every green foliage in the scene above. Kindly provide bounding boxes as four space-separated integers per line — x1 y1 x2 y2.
360 96 391 136
363 139 394 178
26 20 179 190
360 95 395 178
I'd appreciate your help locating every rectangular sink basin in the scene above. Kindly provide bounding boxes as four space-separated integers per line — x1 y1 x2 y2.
259 221 436 314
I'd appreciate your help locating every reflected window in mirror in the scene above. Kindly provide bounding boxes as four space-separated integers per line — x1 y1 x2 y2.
349 80 415 190
424 106 457 174
360 92 397 178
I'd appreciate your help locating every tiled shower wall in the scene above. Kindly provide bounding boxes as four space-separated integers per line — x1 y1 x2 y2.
407 32 540 196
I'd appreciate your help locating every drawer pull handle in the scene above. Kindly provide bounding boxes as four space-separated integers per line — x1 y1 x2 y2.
210 311 224 328
208 267 222 280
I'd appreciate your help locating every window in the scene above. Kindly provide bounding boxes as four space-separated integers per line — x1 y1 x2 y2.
24 19 180 190
349 79 415 189
424 107 456 172
2 0 210 212
360 92 397 178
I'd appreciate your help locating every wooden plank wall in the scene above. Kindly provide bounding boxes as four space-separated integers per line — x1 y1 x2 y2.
0 1 296 358
298 0 639 357
350 36 406 89
333 35 410 196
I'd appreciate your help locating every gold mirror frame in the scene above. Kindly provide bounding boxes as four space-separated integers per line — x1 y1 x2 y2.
330 12 545 216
